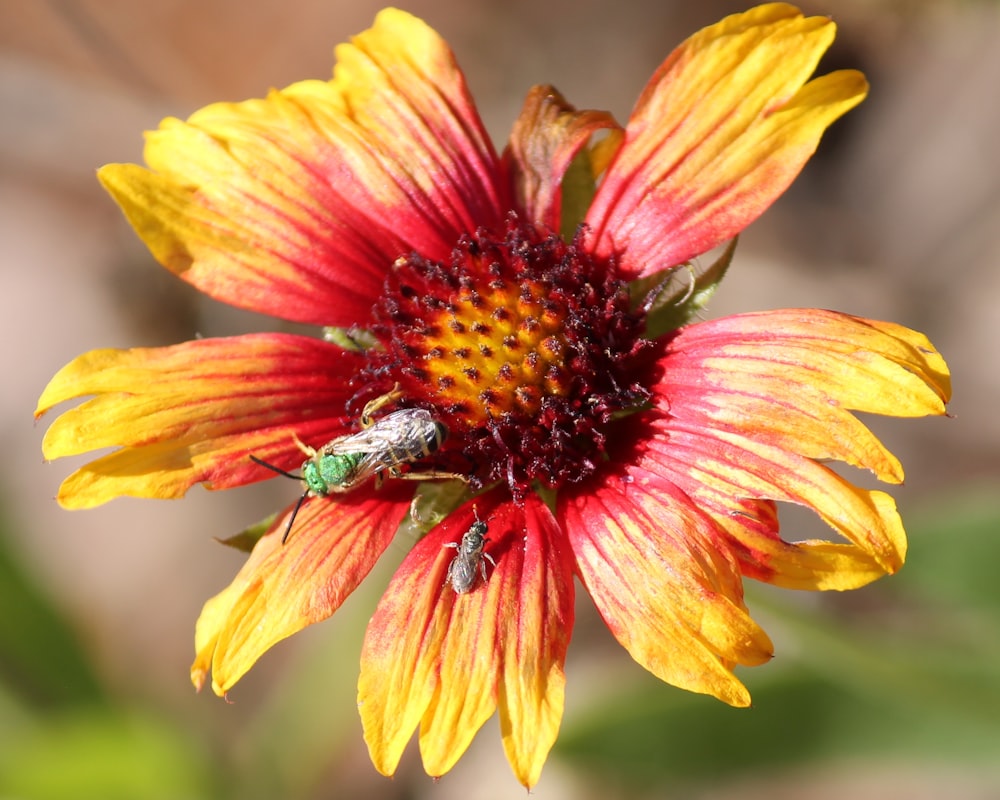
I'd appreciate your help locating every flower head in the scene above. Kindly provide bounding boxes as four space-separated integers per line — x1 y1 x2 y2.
36 4 950 788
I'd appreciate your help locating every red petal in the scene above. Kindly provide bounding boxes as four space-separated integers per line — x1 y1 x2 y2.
360 492 574 787
37 333 359 508
99 9 504 325
560 471 772 707
638 309 952 582
586 5 867 276
193 483 412 695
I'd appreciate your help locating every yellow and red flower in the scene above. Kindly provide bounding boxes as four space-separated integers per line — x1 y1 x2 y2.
36 4 951 788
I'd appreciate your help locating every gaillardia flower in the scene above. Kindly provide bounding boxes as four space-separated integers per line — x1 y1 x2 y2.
36 3 950 788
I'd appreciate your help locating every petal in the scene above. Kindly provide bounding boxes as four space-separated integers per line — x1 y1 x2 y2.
37 333 360 508
502 85 621 233
496 494 574 788
193 482 412 695
100 8 503 325
360 498 501 778
648 421 909 575
586 3 867 276
359 492 574 787
636 431 902 591
560 469 773 708
657 310 951 484
641 310 950 581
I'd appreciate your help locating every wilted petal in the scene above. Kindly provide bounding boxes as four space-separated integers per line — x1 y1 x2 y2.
503 85 621 233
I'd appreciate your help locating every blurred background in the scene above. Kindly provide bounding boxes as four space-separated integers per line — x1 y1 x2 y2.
2 0 998 797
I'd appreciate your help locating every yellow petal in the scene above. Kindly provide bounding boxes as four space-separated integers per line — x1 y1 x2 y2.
195 484 411 696
588 3 867 275
360 494 574 787
360 501 497 777
36 334 358 508
495 496 574 788
561 472 773 707
100 8 503 325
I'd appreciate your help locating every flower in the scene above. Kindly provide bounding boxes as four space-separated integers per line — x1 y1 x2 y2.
35 3 951 788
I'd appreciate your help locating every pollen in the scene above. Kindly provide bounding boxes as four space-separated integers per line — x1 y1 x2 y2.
361 217 655 497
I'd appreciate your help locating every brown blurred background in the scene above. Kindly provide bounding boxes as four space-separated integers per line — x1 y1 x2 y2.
2 1 997 798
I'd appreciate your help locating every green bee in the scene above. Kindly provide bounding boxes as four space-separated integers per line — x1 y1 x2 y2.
251 387 451 543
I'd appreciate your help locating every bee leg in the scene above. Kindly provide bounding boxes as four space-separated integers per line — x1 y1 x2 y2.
291 431 316 458
443 553 460 590
481 551 497 581
394 470 470 483
361 382 404 427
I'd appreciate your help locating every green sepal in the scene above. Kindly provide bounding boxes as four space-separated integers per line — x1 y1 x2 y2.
322 326 378 352
533 484 559 516
216 512 278 553
560 148 598 241
399 480 473 541
633 236 738 339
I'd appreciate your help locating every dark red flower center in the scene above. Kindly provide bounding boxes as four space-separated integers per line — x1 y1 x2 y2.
355 217 654 499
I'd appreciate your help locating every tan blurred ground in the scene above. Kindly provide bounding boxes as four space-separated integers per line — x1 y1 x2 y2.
2 1 997 798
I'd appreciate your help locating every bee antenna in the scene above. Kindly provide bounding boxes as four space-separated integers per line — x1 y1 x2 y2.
250 454 301 481
281 491 309 544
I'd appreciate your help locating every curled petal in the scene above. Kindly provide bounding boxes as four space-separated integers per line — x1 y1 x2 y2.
359 492 574 787
560 472 773 707
193 484 411 696
36 334 359 508
587 3 867 276
100 8 503 325
503 85 622 232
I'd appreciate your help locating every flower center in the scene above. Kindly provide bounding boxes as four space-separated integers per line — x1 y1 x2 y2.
356 217 654 498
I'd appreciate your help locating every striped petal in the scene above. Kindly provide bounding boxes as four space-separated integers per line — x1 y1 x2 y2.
646 309 951 586
586 3 867 276
560 471 773 707
36 333 361 508
193 483 412 695
359 492 573 787
99 8 504 325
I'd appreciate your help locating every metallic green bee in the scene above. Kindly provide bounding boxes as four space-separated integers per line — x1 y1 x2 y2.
251 387 450 543
444 511 496 594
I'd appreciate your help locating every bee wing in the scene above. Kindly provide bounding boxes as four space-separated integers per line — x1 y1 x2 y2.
322 410 433 455
322 427 392 456
338 450 389 486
